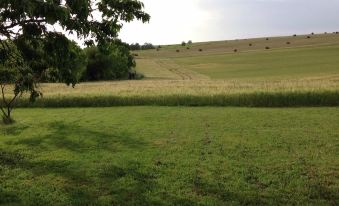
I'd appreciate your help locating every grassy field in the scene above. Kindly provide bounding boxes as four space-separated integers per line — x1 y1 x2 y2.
135 35 339 81
1 33 337 107
1 107 338 205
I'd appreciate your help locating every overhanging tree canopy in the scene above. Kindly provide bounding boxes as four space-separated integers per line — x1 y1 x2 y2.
0 0 150 123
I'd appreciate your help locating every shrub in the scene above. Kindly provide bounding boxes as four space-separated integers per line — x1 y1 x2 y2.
336 32 339 34
266 38 269 40
311 32 314 35
156 48 160 51
286 42 291 45
186 47 190 50
293 34 297 37
135 72 145 80
307 36 311 39
249 43 252 46
176 49 180 52
199 49 203 52
181 41 186 46
188 40 193 44
82 42 135 81
265 46 270 50
234 49 238 52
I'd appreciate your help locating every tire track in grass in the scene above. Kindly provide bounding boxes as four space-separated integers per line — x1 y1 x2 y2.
155 59 210 80
192 121 218 198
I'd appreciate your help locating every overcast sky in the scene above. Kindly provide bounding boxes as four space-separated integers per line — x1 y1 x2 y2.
119 0 339 45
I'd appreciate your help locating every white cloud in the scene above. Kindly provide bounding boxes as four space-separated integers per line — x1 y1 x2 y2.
119 0 339 45
119 0 215 45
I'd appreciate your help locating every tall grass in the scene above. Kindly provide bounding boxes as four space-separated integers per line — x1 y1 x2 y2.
5 78 339 107
13 91 339 107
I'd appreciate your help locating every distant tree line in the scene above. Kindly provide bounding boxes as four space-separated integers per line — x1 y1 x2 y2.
129 42 156 50
39 39 139 83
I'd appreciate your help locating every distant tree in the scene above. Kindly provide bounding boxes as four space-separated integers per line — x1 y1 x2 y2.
141 43 155 50
82 40 136 81
129 43 141 50
0 0 150 124
181 41 186 46
188 40 193 44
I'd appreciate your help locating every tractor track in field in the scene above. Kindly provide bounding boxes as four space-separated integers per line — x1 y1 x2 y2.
155 59 210 80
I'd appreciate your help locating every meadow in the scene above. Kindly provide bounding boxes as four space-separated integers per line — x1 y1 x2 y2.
1 107 338 205
10 34 339 107
1 33 339 205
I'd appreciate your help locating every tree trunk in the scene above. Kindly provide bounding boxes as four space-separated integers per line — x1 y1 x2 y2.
2 113 14 124
0 85 16 125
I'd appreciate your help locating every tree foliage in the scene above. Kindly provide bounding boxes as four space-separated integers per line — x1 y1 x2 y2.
0 0 150 123
82 40 136 81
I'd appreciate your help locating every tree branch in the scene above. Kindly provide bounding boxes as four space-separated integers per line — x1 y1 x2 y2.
3 18 47 29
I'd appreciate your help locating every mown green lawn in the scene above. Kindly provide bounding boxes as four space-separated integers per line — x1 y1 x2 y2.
0 107 338 205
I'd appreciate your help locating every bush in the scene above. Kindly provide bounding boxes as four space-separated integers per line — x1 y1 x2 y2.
265 46 270 50
311 32 314 35
307 36 311 39
293 34 297 37
199 49 203 52
176 49 180 52
82 42 135 81
181 41 186 46
286 42 291 45
249 43 252 46
234 49 238 52
135 72 144 80
266 38 269 40
188 40 193 44
186 47 190 50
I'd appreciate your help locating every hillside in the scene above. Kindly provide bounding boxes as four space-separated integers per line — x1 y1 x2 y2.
135 33 339 80
9 33 339 107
